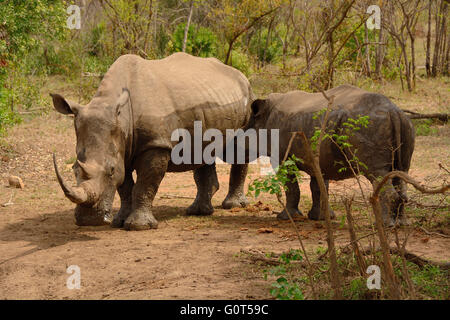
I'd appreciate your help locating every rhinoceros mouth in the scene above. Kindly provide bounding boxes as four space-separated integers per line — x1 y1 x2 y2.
74 205 112 226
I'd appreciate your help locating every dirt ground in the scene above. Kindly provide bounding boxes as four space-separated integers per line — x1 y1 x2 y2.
0 110 449 300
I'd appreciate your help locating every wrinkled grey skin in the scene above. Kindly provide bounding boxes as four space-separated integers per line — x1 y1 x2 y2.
51 53 252 230
245 85 415 226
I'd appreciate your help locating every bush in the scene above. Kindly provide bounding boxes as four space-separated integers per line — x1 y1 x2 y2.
249 27 283 64
229 48 254 76
414 119 439 136
0 87 21 134
171 23 217 57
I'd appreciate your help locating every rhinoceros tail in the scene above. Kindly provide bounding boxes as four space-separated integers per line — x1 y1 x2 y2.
400 110 415 172
390 109 414 173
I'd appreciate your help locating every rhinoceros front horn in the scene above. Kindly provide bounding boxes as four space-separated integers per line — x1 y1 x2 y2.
53 153 94 205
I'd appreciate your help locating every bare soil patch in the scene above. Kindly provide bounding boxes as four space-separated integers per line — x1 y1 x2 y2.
0 112 448 299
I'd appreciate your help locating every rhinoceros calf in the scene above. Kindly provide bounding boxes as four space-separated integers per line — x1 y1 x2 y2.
246 84 415 226
51 53 253 230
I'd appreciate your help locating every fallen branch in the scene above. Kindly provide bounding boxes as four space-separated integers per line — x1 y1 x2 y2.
1 191 14 207
357 246 450 270
158 193 194 200
402 109 449 122
418 226 450 239
240 249 308 267
373 171 450 196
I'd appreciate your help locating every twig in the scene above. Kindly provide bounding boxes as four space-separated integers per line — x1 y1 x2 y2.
402 109 448 122
1 191 14 207
418 226 450 239
240 249 308 267
358 246 450 270
343 197 367 277
158 193 195 200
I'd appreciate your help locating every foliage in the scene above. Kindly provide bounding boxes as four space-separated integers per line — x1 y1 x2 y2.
171 22 217 57
229 48 254 76
249 26 283 63
263 249 305 300
310 112 370 174
248 155 303 198
414 119 439 136
0 0 66 63
408 264 449 299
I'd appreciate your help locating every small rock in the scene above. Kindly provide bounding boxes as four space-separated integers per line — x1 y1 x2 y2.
257 227 273 234
8 175 24 189
314 222 323 229
421 237 430 243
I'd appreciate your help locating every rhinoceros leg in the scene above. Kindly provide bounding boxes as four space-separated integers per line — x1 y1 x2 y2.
111 170 134 228
307 176 335 220
369 172 403 227
392 176 409 226
222 164 249 209
277 174 303 220
124 149 169 231
186 163 219 216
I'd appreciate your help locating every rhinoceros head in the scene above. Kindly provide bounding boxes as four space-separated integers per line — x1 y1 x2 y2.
50 90 131 226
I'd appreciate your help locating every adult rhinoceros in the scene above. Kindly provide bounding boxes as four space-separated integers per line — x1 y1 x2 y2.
246 84 415 226
51 53 252 230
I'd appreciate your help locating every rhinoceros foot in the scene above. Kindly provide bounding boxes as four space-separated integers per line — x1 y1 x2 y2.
124 210 158 231
397 215 410 226
186 201 214 216
222 194 249 209
276 208 303 220
111 207 132 228
307 207 336 221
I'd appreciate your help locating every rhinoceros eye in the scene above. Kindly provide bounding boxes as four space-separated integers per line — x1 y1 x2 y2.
106 165 115 177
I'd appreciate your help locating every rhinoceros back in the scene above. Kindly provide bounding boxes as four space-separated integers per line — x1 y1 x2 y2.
129 53 252 150
95 53 253 152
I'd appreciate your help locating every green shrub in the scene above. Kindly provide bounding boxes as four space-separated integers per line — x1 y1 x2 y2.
0 87 21 134
229 48 254 76
249 27 283 64
414 119 438 136
171 23 217 57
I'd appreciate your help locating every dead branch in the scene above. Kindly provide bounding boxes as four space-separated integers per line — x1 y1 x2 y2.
402 109 449 122
343 197 367 277
240 249 308 267
373 171 450 197
418 226 450 239
357 247 450 270
158 193 194 200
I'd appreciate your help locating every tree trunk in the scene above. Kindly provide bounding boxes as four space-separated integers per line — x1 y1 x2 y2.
262 16 275 66
410 36 416 89
364 23 371 77
426 0 432 77
401 39 412 91
432 0 445 76
182 1 194 53
327 31 334 89
375 19 385 79
224 40 235 65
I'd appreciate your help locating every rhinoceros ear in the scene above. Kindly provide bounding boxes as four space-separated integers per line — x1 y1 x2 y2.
251 99 266 116
115 88 130 116
50 93 80 115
